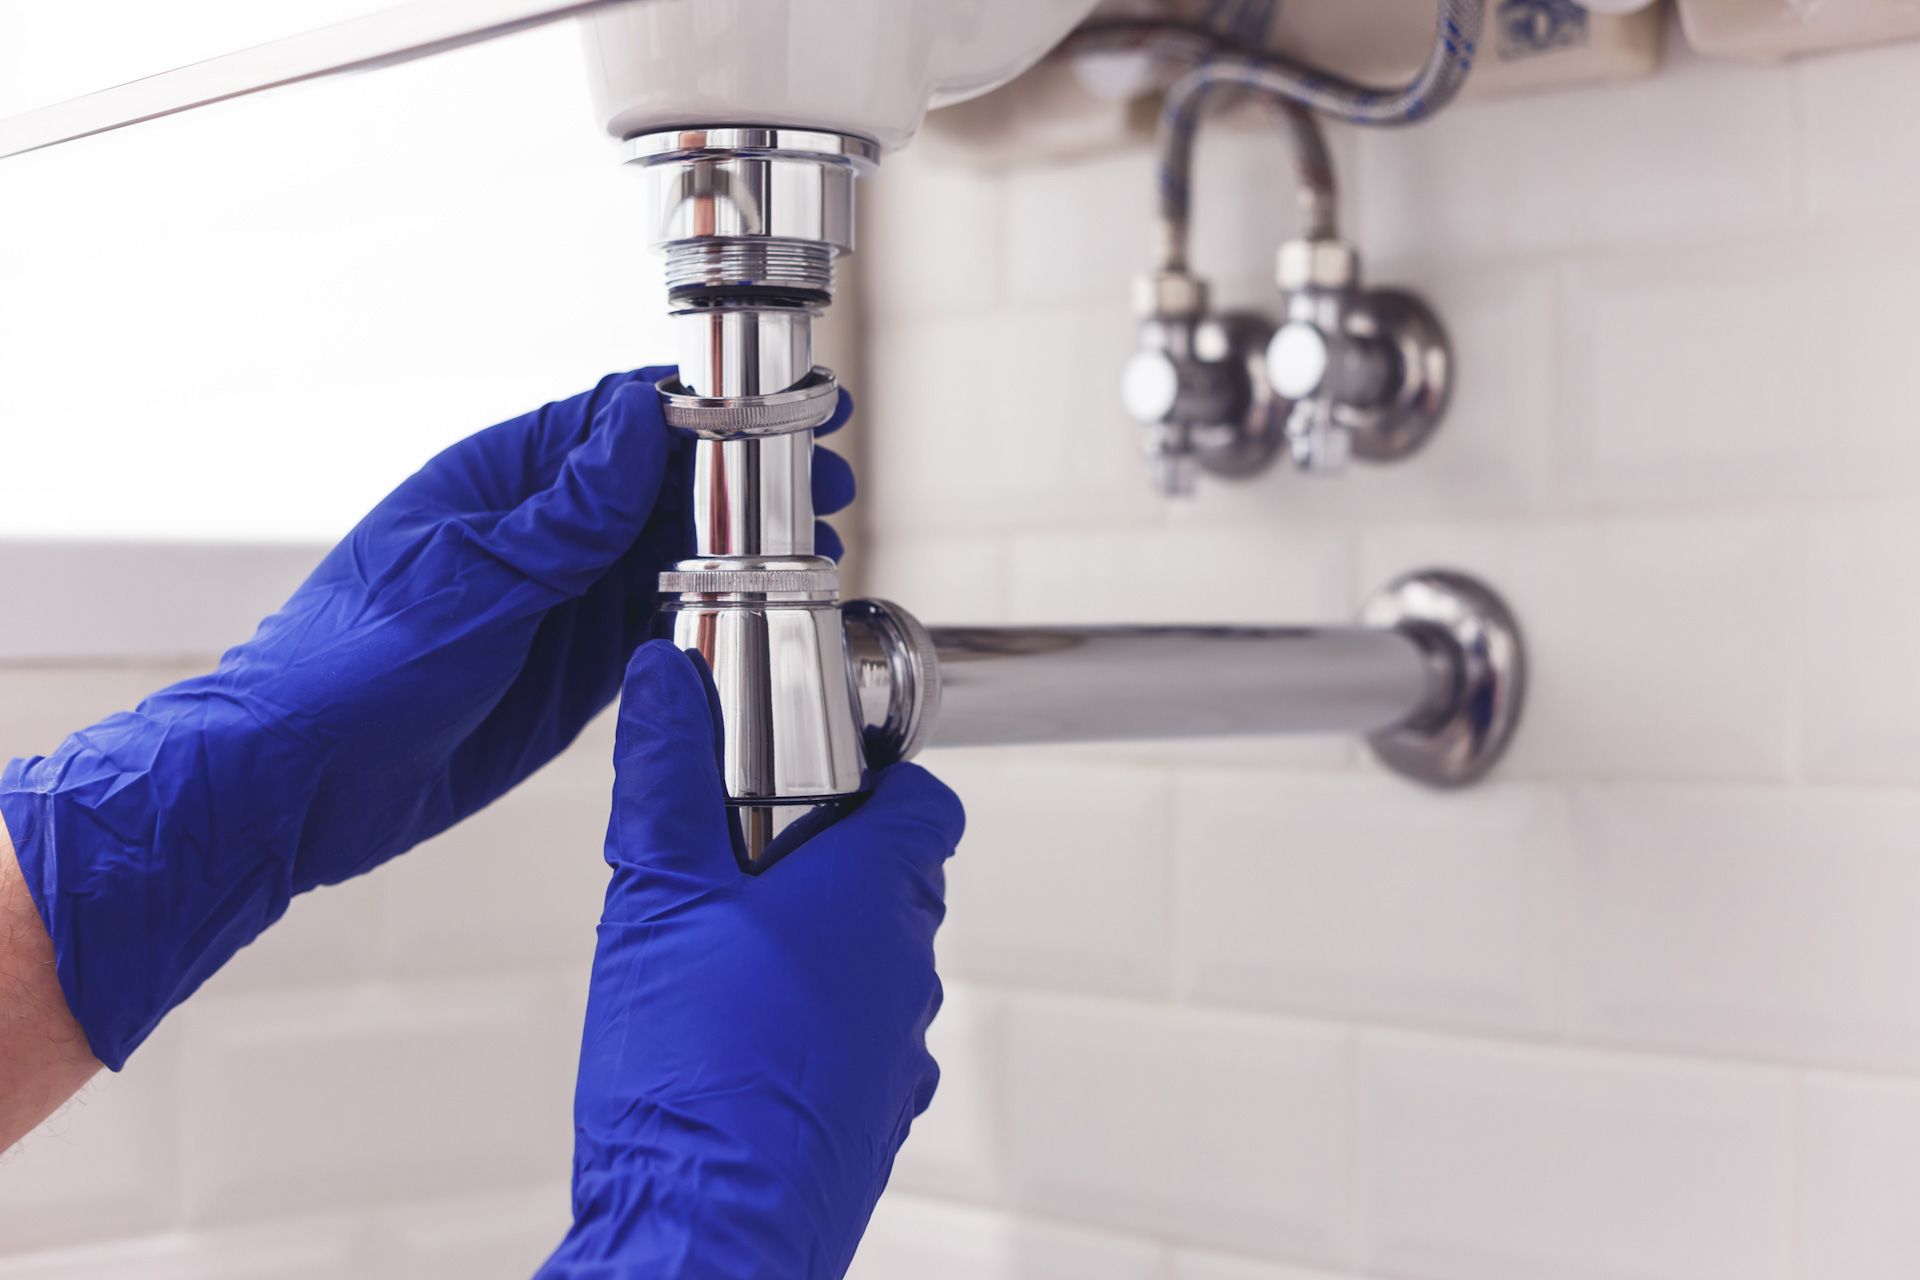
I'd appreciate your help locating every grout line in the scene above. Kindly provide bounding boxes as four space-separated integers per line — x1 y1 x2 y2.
1789 1070 1810 1280
1343 1027 1367 1277
970 980 1920 1089
1783 57 1812 227
0 655 221 673
1785 509 1812 788
1161 767 1187 1010
1547 781 1578 1046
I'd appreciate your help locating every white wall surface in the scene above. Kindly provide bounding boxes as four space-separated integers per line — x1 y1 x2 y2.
5 12 1920 1280
0 4 672 542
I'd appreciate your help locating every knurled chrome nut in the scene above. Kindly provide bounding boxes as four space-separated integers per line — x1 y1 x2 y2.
658 568 840 596
1132 270 1209 320
1276 239 1360 292
658 368 841 439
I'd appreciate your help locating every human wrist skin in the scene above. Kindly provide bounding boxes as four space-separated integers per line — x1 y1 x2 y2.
0 805 101 1147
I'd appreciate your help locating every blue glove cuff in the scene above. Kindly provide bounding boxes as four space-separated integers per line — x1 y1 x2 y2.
1 701 313 1069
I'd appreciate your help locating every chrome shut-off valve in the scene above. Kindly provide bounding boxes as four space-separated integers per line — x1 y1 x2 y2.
1265 237 1452 474
1122 242 1452 493
1120 59 1454 494
1122 270 1286 496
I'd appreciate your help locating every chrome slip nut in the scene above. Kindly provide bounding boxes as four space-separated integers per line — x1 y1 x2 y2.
656 568 840 597
1131 269 1209 320
1276 239 1359 292
1265 321 1333 401
656 367 841 438
658 555 842 601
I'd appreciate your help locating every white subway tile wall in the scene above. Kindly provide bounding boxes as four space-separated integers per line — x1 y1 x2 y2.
1356 1035 1795 1280
847 25 1920 1280
1800 1075 1920 1280
8 23 1920 1280
1003 997 1352 1265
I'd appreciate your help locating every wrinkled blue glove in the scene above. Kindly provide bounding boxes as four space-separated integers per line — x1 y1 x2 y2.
0 369 858 1070
539 641 963 1280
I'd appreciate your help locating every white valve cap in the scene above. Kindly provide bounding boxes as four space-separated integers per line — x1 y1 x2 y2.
1266 322 1332 401
1121 349 1182 423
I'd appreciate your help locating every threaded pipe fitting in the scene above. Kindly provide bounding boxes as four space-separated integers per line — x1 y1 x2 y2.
663 238 837 303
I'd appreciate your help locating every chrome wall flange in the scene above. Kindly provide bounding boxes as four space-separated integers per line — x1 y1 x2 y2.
842 598 942 768
1358 570 1526 788
1338 288 1451 464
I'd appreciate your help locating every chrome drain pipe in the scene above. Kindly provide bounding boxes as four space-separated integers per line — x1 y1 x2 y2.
631 127 879 870
629 128 1526 871
919 626 1437 746
846 570 1527 790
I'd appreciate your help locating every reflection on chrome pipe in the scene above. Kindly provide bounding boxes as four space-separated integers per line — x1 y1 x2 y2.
925 624 1445 747
689 433 816 558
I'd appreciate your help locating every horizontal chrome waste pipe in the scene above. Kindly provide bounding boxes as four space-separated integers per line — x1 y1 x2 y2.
846 570 1526 790
927 625 1440 746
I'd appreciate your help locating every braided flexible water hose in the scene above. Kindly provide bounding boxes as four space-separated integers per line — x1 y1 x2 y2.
1086 1 1482 270
1062 2 1481 270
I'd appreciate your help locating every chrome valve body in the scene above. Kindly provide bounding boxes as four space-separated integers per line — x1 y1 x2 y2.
1119 76 1453 494
1267 239 1451 473
1121 272 1285 496
1123 240 1453 494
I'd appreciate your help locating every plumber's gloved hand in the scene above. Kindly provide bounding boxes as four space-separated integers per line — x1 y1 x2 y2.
539 642 962 1280
0 369 858 1070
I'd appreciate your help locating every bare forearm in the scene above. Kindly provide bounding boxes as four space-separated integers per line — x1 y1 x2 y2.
0 811 98 1149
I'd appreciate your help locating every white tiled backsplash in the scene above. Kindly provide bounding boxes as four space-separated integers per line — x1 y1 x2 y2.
8 24 1920 1280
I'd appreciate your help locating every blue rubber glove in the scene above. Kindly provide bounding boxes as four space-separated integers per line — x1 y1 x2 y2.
538 641 962 1280
0 369 858 1070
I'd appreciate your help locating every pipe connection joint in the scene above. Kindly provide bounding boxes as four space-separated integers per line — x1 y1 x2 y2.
629 126 883 869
